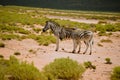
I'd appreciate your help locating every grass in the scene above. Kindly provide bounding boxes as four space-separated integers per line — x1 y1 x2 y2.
33 28 41 33
105 58 112 64
0 24 30 34
0 42 5 47
27 34 56 46
0 34 20 40
0 56 86 80
0 56 47 80
1 6 120 20
0 55 4 58
84 61 96 70
111 66 120 80
0 5 120 46
43 57 85 80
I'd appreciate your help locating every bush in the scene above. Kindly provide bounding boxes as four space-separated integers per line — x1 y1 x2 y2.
36 35 56 46
111 66 120 80
0 55 4 58
0 34 20 40
84 61 96 69
0 56 47 80
33 28 41 33
98 31 107 36
27 34 56 46
96 23 120 32
105 58 112 64
43 57 85 80
0 42 5 47
18 28 30 34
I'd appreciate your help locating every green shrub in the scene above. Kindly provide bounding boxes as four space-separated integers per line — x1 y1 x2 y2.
0 56 47 80
8 62 46 80
0 55 4 58
84 61 96 69
18 28 30 34
0 42 5 47
43 57 85 80
33 28 41 33
14 52 21 55
0 56 19 80
27 34 56 46
0 34 20 40
84 61 92 68
111 66 120 80
105 58 112 64
98 31 107 36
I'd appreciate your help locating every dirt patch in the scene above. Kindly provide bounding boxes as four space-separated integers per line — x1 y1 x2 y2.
0 32 120 80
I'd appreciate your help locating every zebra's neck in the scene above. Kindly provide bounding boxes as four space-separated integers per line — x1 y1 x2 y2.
50 23 61 34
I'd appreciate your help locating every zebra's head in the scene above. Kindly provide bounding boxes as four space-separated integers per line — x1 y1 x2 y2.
43 21 51 32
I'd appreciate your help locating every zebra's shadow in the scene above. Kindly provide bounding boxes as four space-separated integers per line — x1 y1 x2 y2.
61 48 81 54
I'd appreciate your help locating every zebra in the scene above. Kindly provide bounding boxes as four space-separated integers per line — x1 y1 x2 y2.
42 20 93 55
71 30 94 55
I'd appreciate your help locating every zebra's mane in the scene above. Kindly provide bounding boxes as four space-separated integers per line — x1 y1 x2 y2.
48 20 60 27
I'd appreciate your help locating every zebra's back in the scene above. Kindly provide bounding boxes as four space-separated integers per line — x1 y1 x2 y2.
72 30 93 41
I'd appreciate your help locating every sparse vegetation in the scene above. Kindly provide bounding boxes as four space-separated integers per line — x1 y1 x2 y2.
105 58 112 64
0 5 120 80
27 34 56 46
0 56 47 80
0 42 5 47
84 61 96 70
0 34 20 40
33 28 41 33
100 39 112 43
43 57 85 80
111 66 120 80
0 55 4 58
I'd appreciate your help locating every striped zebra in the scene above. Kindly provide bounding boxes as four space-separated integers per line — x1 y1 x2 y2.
42 20 93 55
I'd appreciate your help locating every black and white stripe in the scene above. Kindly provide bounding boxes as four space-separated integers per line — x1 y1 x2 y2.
43 21 94 55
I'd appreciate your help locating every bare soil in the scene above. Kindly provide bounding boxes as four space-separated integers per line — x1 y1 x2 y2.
0 32 120 80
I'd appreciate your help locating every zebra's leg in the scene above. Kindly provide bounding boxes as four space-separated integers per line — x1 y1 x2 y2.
55 37 59 51
89 40 93 55
78 41 81 53
83 41 89 54
72 39 77 53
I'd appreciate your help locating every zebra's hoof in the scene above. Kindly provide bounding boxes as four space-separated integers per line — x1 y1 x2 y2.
77 51 80 53
83 52 85 54
72 51 75 53
89 53 92 55
55 49 58 51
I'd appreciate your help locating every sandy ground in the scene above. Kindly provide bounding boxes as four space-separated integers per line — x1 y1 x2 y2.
46 15 119 24
0 31 120 80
